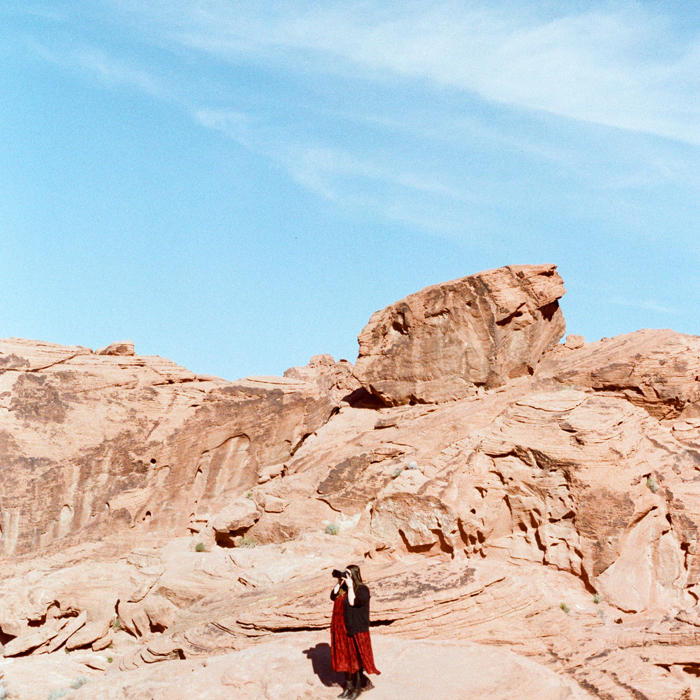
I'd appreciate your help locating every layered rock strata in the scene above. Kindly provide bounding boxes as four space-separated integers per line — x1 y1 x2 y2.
4 266 700 700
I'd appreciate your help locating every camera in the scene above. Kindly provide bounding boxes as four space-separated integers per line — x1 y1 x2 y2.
332 569 346 579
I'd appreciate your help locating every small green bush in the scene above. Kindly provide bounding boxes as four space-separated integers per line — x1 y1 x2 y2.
195 542 206 552
107 656 113 663
48 690 67 700
71 677 89 690
593 594 601 604
245 491 253 499
646 476 658 493
112 616 122 630
560 602 570 614
390 467 403 479
237 536 256 548
325 523 340 536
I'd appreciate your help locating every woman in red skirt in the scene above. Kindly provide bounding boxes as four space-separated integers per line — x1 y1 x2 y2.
330 564 380 699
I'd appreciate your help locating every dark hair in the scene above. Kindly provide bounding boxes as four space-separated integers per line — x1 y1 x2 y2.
346 564 362 587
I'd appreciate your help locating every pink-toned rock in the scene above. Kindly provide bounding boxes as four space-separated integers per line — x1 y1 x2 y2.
257 462 286 484
564 334 585 349
209 498 261 534
596 509 685 613
5 266 700 700
3 617 70 656
66 619 111 650
537 328 700 418
355 264 566 405
254 492 287 513
0 339 335 557
44 610 87 653
371 492 456 552
64 631 594 700
96 340 135 356
284 354 362 405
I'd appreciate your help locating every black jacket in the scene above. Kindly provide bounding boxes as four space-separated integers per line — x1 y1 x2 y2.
343 584 370 636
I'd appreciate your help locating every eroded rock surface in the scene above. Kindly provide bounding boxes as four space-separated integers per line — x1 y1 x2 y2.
355 263 566 405
536 328 700 419
4 267 700 700
0 339 335 557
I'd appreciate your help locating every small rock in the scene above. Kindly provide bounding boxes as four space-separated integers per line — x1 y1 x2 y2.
255 493 287 514
374 417 399 429
564 334 585 349
258 463 286 484
210 499 261 533
72 651 110 671
96 341 135 356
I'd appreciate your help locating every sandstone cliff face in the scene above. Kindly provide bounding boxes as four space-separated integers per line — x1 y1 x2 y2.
3 268 700 700
355 263 566 405
0 338 335 557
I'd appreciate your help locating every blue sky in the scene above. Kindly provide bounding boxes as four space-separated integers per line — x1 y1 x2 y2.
1 0 698 380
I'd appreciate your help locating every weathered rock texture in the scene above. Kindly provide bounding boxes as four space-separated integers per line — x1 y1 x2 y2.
4 267 700 700
0 338 335 557
536 328 700 419
355 263 566 405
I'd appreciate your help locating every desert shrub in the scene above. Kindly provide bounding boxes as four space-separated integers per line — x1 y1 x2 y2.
390 467 403 479
111 616 121 630
406 461 419 470
560 602 570 614
593 594 601 604
195 542 206 552
107 656 113 663
47 690 67 700
237 536 256 548
0 682 7 700
646 476 658 493
71 677 89 690
325 523 340 536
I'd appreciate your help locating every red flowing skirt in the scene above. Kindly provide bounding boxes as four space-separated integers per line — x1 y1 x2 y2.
330 595 380 675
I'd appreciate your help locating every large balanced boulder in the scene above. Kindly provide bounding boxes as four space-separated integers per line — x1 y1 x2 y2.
354 264 566 405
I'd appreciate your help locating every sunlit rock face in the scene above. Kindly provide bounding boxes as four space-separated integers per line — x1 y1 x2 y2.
354 263 566 406
536 327 700 419
5 266 700 700
0 338 335 557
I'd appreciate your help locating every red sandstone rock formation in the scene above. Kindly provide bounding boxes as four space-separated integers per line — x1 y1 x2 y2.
0 338 335 557
536 328 700 419
3 267 700 700
354 263 566 405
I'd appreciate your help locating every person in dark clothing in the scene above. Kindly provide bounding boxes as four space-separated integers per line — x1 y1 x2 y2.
330 564 380 699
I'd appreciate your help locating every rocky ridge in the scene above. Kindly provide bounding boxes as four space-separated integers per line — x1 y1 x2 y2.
1 264 700 700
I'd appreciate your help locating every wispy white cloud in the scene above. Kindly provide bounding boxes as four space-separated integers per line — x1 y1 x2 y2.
107 1 700 145
29 40 164 97
192 107 476 232
73 47 164 96
193 108 250 142
23 0 700 237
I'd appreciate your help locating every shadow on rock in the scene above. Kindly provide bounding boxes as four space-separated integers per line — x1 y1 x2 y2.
303 643 343 687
